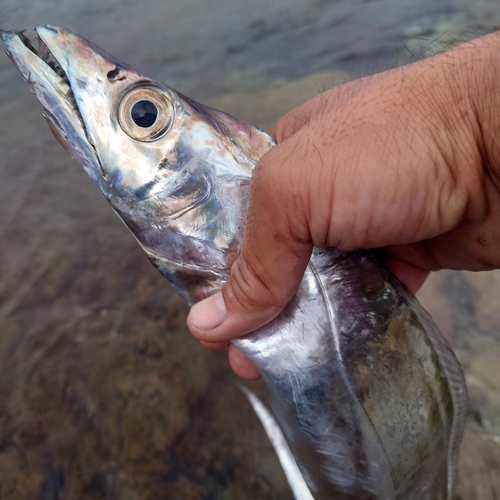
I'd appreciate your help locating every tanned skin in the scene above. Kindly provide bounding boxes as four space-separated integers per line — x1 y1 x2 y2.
187 33 500 380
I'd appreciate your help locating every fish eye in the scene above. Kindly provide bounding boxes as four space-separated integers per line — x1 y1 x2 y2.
118 86 174 142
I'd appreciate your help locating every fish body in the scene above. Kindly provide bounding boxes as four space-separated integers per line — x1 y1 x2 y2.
2 26 467 499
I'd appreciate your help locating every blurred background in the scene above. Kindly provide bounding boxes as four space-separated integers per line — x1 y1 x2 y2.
1 0 500 499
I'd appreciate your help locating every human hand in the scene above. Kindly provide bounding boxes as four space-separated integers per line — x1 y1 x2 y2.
188 32 500 380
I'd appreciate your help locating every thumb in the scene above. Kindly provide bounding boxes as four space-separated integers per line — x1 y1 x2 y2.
187 140 313 344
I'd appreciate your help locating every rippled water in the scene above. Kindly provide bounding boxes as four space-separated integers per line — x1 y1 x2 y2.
1 1 500 499
2 0 500 97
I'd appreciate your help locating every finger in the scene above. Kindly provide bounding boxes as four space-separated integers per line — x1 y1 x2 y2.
384 257 430 294
384 243 441 272
199 339 230 351
228 344 261 380
188 141 313 343
272 107 312 143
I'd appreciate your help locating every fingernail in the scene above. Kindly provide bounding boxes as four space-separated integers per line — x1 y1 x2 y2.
188 292 227 330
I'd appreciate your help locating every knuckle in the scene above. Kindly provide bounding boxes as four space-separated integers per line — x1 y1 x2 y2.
226 258 284 313
271 112 305 143
271 117 287 143
271 114 293 143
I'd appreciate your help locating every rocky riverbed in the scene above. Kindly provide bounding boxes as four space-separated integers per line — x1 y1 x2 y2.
1 0 500 498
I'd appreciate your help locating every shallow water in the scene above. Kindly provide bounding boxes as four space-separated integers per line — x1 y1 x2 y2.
1 1 500 499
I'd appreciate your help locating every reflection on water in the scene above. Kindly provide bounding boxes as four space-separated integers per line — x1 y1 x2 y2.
1 0 500 498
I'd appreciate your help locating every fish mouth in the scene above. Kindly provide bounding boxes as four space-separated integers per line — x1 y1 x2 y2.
1 26 106 190
21 29 71 85
3 27 80 124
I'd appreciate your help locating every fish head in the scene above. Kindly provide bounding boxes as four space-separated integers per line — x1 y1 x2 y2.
2 26 275 303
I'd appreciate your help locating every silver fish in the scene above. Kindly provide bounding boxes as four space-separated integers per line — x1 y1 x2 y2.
2 26 467 500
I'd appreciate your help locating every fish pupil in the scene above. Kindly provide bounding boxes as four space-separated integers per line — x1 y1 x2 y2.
131 100 158 128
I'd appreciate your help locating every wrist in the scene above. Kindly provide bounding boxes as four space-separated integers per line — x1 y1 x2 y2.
460 32 500 178
417 33 500 223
